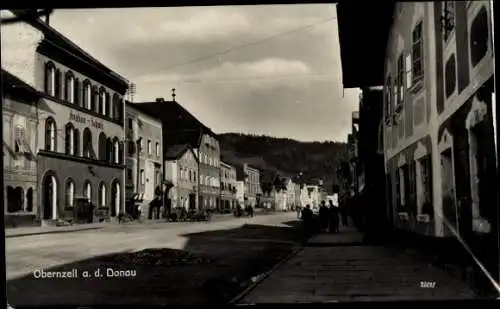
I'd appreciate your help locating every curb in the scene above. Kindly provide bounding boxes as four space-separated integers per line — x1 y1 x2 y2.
228 246 303 305
5 226 104 239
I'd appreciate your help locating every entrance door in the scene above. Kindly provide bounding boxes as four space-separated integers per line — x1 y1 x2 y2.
441 149 459 236
189 193 196 210
42 175 56 220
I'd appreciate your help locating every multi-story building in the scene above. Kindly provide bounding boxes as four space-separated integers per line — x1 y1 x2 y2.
2 12 128 225
260 169 276 209
164 144 198 211
236 163 260 207
124 102 162 218
235 180 245 207
274 175 288 211
197 133 220 211
135 97 219 210
284 177 296 210
220 161 237 212
337 0 498 293
300 184 321 212
2 70 43 227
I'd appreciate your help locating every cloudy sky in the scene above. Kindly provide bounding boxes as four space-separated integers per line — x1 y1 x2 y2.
48 5 360 142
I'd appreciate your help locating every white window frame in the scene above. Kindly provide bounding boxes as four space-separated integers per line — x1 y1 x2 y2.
156 142 160 157
68 75 75 103
113 140 120 164
66 180 75 207
140 169 145 185
100 184 107 207
49 121 56 152
148 140 152 155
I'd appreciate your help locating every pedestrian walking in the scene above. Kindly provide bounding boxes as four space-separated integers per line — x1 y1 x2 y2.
301 204 313 236
318 201 329 233
328 200 339 233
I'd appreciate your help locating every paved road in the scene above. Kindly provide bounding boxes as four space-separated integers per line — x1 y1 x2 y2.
6 212 297 280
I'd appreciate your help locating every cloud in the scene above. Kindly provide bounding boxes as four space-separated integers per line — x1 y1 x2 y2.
134 58 314 88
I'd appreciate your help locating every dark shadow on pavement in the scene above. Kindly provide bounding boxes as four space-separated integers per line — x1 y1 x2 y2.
7 222 308 307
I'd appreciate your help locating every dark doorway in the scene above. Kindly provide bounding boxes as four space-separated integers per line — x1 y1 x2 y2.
189 193 196 210
42 175 56 220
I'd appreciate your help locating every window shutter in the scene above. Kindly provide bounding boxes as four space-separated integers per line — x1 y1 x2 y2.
118 142 124 164
44 63 50 93
55 69 61 99
65 126 71 154
45 122 51 150
74 129 79 156
405 53 412 89
74 78 80 106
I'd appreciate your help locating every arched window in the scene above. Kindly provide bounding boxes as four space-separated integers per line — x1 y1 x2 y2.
45 117 57 152
470 6 489 68
26 188 33 212
98 132 107 161
65 71 75 103
156 142 160 157
44 62 56 96
99 87 107 115
65 179 75 207
99 182 107 207
105 92 111 117
148 139 152 155
54 68 61 99
73 128 80 156
74 78 81 106
65 123 75 155
106 137 113 162
83 128 93 158
83 180 92 201
113 138 120 164
83 80 92 109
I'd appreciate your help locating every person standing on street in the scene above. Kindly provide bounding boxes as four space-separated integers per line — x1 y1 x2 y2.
318 201 329 233
301 204 313 235
328 200 340 233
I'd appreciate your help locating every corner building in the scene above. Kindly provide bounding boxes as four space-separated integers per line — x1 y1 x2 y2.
25 18 127 223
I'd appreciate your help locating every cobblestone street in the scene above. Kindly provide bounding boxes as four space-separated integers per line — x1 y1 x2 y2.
238 227 477 303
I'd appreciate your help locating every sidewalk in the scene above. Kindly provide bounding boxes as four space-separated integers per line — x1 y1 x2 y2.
236 226 476 303
4 212 259 238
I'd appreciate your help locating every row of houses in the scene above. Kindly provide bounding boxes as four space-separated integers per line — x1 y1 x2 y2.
2 10 328 226
336 1 498 293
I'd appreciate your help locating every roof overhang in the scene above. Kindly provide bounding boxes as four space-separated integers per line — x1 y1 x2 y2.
336 2 395 89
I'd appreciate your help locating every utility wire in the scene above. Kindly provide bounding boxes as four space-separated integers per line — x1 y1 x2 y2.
143 72 337 85
135 15 337 76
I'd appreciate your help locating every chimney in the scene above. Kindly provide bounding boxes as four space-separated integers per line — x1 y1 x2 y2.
156 97 165 103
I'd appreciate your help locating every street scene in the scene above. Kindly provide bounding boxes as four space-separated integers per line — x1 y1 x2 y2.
2 1 500 306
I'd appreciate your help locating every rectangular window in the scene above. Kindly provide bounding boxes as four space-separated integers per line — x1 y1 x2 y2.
128 118 133 129
397 54 405 106
127 168 133 180
156 143 160 157
14 126 27 154
140 169 145 185
148 140 152 155
412 21 424 83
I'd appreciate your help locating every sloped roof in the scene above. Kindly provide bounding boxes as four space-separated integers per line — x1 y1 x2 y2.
164 144 191 160
10 10 129 86
134 100 216 148
1 69 41 98
125 101 161 122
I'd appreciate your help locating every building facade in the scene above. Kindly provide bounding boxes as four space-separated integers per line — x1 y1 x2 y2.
382 1 496 240
124 102 162 217
164 144 198 210
220 161 237 212
236 163 260 207
197 133 220 210
3 70 42 227
235 180 245 207
2 13 128 225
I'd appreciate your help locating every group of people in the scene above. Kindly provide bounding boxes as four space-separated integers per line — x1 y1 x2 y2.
299 200 348 234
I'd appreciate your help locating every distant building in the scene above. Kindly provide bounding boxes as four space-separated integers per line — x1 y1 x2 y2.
2 70 42 227
124 102 162 217
236 163 260 207
164 144 198 211
259 170 276 209
133 98 220 211
220 161 237 212
235 180 245 207
301 185 321 212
